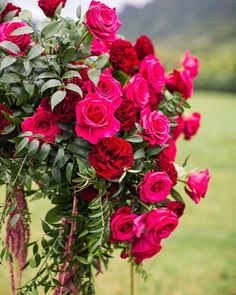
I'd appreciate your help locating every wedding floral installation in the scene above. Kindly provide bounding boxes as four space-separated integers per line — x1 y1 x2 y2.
0 0 211 294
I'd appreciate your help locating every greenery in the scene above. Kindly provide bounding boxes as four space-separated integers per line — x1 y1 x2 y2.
1 91 235 294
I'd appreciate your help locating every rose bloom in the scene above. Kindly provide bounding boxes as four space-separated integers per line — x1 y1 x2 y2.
145 208 178 241
91 37 109 55
171 114 185 141
95 72 122 109
185 169 211 204
38 0 66 17
158 160 178 186
131 234 162 264
110 207 138 242
115 99 139 132
109 39 139 75
158 139 177 162
134 35 155 61
88 137 134 180
86 1 120 42
75 93 120 144
139 171 172 203
0 3 21 21
181 49 199 79
166 69 193 100
166 200 185 217
148 91 164 111
140 55 165 93
0 21 31 56
183 112 201 140
124 74 150 109
140 107 170 146
21 110 61 143
0 104 12 133
79 186 98 202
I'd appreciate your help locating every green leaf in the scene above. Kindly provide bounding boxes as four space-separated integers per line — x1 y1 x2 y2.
0 40 20 54
51 167 61 183
25 175 32 191
66 162 73 183
76 4 82 19
41 173 50 189
51 90 66 111
0 73 21 83
134 148 145 160
28 139 40 156
126 135 143 143
112 70 130 86
32 287 39 295
171 188 184 203
41 79 62 94
39 143 50 161
24 60 33 76
10 214 21 227
66 83 83 97
27 44 44 60
36 72 58 80
0 124 15 135
76 256 90 265
0 56 17 70
147 145 165 157
19 10 32 21
17 137 29 153
23 81 35 96
41 21 62 38
88 68 101 86
62 70 81 80
0 0 7 13
53 147 65 166
45 207 62 224
95 53 109 68
11 26 34 36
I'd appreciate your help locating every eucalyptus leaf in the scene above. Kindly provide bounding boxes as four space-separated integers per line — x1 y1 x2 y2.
0 56 17 71
51 90 66 111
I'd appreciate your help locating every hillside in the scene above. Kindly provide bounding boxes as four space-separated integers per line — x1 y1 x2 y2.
119 0 236 92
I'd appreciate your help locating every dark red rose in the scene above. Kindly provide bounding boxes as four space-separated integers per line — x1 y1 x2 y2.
115 99 139 132
109 39 139 75
166 200 185 217
134 35 155 61
158 160 177 186
88 137 134 180
38 0 67 17
0 104 12 134
158 139 177 162
0 3 21 21
80 186 98 202
148 90 164 111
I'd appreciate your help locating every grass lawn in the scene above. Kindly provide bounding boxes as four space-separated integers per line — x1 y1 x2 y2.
1 91 236 295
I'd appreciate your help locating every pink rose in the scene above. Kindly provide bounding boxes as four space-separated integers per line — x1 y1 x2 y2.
131 235 162 264
166 69 193 100
158 139 177 162
139 171 172 203
166 200 185 217
171 114 184 141
181 49 199 79
185 169 211 204
0 21 31 56
75 93 120 144
21 110 61 143
145 208 178 241
86 1 121 42
183 112 201 140
110 207 138 242
91 37 109 55
140 55 165 93
95 72 122 109
140 107 170 146
124 74 150 109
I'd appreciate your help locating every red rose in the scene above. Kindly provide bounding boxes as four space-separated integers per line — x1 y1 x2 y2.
131 234 162 264
38 0 66 17
79 186 98 202
109 39 139 75
158 139 177 162
148 91 164 111
134 35 155 61
115 99 139 132
181 49 199 79
171 114 184 141
0 3 21 21
0 21 31 56
166 200 185 217
183 112 201 140
21 109 61 143
88 137 134 180
158 160 178 186
0 104 12 134
166 69 193 100
110 207 138 242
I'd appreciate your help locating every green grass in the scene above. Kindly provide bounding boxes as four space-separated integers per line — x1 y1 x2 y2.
1 91 236 295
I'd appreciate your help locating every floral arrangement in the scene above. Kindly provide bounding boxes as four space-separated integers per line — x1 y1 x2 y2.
0 0 211 294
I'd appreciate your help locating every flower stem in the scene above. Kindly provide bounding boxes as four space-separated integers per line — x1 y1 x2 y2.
130 263 135 295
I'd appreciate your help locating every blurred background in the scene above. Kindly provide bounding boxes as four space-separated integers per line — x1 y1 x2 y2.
0 0 236 294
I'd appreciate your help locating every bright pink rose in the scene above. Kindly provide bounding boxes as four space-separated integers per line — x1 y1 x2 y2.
124 74 150 109
140 107 170 146
0 21 31 56
166 200 185 217
158 139 177 162
181 49 199 79
21 110 61 143
145 208 178 241
185 169 211 204
140 55 165 93
131 235 162 264
183 112 201 140
166 69 193 100
139 171 172 203
95 72 122 109
75 93 120 144
171 114 184 141
91 37 109 55
110 207 138 242
86 1 121 42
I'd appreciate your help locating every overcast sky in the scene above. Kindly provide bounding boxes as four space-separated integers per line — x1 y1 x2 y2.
12 0 154 20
